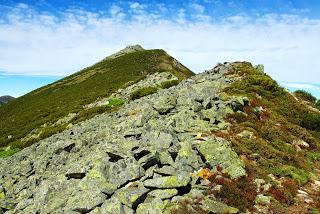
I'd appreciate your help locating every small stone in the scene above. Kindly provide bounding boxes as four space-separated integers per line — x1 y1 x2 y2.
255 194 271 205
237 130 255 140
292 139 309 150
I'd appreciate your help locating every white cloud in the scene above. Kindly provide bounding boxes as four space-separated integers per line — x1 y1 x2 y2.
130 2 145 10
0 3 320 84
190 3 205 14
281 83 320 90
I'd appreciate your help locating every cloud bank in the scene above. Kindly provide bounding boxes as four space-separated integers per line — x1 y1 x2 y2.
0 2 320 83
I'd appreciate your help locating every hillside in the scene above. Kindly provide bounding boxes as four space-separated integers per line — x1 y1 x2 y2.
0 96 14 106
0 62 319 213
0 46 194 152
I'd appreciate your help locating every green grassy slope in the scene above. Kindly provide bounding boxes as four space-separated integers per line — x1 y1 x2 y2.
0 49 194 149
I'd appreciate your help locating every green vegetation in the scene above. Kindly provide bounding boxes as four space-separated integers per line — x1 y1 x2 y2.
0 49 193 151
129 79 180 100
294 90 317 103
0 147 20 158
219 62 320 207
160 79 180 89
301 113 320 131
70 101 124 124
316 100 320 110
212 174 257 211
130 86 159 100
106 98 125 107
225 63 283 99
273 165 309 185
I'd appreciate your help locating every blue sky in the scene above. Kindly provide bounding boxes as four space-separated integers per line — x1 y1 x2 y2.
0 72 61 97
0 0 319 97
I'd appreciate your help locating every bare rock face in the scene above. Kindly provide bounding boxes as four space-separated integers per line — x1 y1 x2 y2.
0 96 15 106
0 64 250 213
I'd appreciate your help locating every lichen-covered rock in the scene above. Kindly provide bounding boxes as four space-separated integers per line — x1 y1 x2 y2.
174 141 202 173
114 182 149 208
136 198 170 214
153 95 177 114
197 138 246 178
144 175 191 188
65 189 106 213
201 197 238 213
255 194 271 205
148 189 178 199
100 197 134 214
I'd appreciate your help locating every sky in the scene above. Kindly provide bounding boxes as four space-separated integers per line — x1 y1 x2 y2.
0 0 319 97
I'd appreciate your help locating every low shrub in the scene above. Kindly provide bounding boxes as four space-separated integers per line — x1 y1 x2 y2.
301 113 320 131
307 152 320 161
282 179 299 198
273 165 309 185
0 147 20 158
129 86 158 100
39 124 67 140
268 186 290 204
70 105 114 124
316 100 320 110
213 175 257 212
231 61 258 76
160 79 180 89
106 98 125 107
294 90 317 103
246 75 280 93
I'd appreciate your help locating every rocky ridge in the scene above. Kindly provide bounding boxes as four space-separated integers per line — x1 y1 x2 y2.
1 62 319 213
0 63 250 213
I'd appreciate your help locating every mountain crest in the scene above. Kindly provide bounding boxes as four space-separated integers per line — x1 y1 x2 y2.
106 44 145 60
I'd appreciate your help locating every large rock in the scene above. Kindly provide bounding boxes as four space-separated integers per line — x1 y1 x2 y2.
197 138 246 179
65 189 106 213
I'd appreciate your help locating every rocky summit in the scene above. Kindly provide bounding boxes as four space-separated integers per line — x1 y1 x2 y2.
0 58 320 213
0 96 14 106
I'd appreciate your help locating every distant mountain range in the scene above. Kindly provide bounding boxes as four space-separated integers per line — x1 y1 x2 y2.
0 95 15 105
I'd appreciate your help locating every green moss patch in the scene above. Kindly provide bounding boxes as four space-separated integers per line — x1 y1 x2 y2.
129 86 159 100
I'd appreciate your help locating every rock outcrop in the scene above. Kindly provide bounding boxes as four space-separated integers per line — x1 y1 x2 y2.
0 96 15 106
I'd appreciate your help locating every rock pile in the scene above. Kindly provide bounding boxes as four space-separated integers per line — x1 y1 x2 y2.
0 63 249 213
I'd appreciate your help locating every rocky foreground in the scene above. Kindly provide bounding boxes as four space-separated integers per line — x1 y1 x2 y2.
0 62 319 213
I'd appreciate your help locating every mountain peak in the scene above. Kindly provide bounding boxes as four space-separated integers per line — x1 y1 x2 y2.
0 95 15 105
106 44 145 60
123 44 144 51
